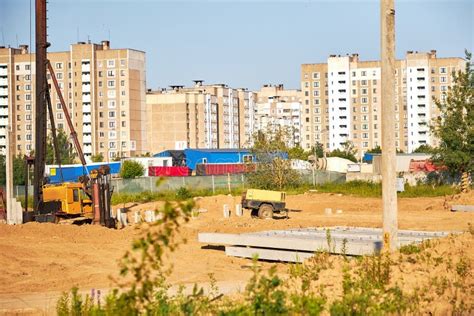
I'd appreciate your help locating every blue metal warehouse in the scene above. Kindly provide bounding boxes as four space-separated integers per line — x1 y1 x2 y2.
154 148 288 171
46 162 121 183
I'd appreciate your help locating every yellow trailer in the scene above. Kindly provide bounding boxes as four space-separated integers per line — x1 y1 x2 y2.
241 189 287 219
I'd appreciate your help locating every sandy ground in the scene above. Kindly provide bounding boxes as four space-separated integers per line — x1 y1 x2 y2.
0 191 473 314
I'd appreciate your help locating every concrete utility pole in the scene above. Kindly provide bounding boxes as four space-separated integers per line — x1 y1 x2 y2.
5 124 13 223
381 0 398 252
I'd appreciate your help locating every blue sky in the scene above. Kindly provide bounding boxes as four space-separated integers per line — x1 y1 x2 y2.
1 0 472 90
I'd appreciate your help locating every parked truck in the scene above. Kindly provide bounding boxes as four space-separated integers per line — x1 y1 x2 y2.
241 189 288 219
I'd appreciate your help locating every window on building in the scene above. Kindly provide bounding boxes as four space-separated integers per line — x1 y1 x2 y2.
109 121 116 128
440 67 447 74
55 62 63 69
120 59 126 67
107 60 115 68
107 80 115 87
361 71 367 76
25 94 31 101
25 64 30 70
56 72 63 80
107 70 115 77
108 111 115 118
120 70 125 76
361 97 368 104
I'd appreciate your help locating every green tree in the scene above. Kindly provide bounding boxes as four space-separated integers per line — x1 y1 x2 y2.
120 160 145 179
366 146 382 154
46 129 76 165
328 141 358 163
247 127 301 190
432 51 474 191
311 142 324 158
91 153 104 162
0 155 28 185
413 144 436 154
288 146 310 160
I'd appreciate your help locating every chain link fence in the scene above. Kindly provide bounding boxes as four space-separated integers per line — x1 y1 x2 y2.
13 170 346 197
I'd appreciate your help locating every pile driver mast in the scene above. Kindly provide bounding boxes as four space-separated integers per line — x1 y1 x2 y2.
30 0 114 227
33 0 47 212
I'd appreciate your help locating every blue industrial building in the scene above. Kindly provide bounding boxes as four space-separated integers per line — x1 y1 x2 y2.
46 162 121 183
154 148 288 171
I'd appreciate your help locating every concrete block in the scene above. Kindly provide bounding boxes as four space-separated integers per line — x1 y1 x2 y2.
223 204 230 218
235 204 243 217
451 205 474 212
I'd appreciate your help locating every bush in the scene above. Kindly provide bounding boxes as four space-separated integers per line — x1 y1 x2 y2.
119 160 145 179
175 187 192 200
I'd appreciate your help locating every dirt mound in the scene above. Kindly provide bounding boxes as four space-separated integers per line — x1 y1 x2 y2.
0 193 473 313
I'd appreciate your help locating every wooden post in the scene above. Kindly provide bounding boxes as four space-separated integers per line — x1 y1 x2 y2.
381 0 398 252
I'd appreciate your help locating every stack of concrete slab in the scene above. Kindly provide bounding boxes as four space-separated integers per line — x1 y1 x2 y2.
198 226 452 262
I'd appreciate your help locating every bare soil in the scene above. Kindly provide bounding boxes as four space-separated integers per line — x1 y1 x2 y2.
0 191 473 314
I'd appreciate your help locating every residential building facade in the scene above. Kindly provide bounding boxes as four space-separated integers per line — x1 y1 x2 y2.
255 84 302 147
0 41 147 160
301 51 465 157
146 81 256 153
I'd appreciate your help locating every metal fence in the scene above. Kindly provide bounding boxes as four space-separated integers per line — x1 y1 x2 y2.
13 170 346 197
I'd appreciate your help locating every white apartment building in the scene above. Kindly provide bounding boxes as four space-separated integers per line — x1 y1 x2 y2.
0 41 147 160
301 51 465 156
255 84 302 147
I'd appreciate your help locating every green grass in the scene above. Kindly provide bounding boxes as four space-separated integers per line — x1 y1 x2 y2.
314 180 382 197
111 187 246 205
110 181 459 205
313 181 458 198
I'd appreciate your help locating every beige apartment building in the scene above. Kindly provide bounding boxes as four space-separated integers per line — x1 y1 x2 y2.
255 84 302 146
301 51 465 158
146 81 256 153
0 41 147 160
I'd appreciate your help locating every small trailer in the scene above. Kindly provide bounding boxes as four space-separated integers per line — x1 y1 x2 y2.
241 189 288 219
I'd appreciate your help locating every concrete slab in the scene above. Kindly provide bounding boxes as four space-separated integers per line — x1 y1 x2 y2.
451 205 474 212
198 226 454 259
225 246 315 263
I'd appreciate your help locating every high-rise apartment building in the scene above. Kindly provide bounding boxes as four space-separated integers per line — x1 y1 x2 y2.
255 84 302 146
301 51 465 157
146 81 256 153
0 41 147 160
